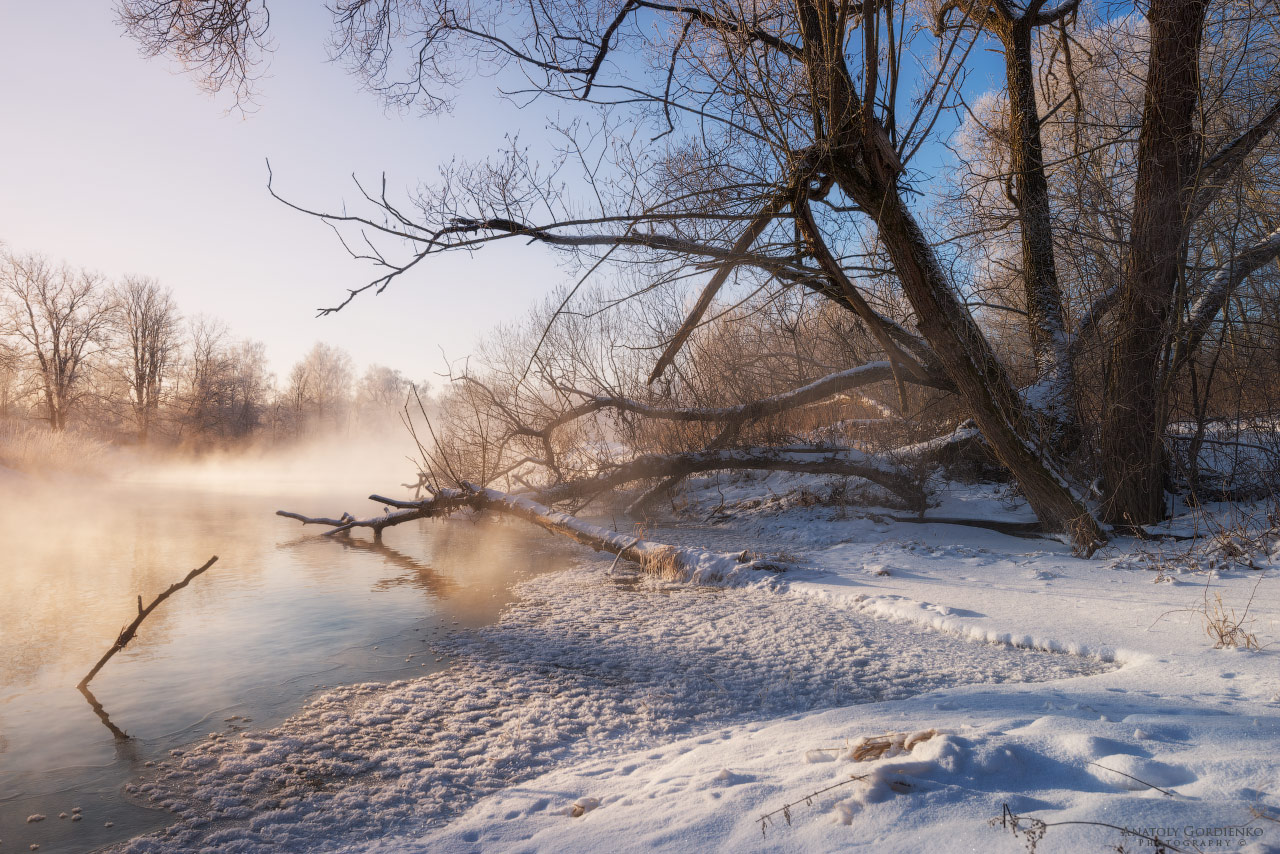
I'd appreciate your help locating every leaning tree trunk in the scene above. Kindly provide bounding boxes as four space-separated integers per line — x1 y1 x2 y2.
794 0 1103 551
840 164 1103 552
1100 0 1209 527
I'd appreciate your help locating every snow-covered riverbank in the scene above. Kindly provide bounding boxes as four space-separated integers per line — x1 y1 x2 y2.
115 474 1280 854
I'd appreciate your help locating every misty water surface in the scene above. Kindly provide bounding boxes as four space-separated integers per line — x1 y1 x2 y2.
0 462 569 854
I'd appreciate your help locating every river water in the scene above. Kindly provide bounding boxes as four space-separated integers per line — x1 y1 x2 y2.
0 470 568 853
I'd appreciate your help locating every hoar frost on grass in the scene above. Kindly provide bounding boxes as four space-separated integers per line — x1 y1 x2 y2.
114 562 1105 853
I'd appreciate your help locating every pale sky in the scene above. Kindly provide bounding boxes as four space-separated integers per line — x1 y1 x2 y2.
0 2 567 381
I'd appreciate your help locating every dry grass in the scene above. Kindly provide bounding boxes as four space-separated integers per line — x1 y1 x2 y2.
1115 502 1279 582
1201 584 1263 650
0 421 109 475
640 545 691 581
1150 574 1267 650
845 729 939 761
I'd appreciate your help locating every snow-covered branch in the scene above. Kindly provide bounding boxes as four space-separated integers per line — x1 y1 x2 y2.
1189 96 1280 224
278 484 783 584
1174 226 1280 374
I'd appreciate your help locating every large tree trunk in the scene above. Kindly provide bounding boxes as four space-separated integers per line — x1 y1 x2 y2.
1100 0 1209 526
999 17 1076 436
840 167 1103 552
792 0 1102 551
46 387 65 431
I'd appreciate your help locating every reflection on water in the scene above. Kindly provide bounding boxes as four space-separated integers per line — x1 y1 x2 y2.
0 475 568 854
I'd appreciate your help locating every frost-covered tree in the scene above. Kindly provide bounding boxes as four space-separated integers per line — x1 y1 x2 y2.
284 342 355 434
0 252 113 430
355 364 412 425
111 275 181 442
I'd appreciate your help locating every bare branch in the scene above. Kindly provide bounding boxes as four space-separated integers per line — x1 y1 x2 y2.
279 485 784 583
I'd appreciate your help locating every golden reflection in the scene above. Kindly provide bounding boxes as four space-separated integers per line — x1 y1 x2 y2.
339 537 458 598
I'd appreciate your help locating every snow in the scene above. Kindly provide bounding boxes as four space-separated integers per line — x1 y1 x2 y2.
113 472 1280 854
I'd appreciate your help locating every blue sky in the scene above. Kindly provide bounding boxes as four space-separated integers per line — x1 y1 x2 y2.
0 3 1005 382
0 2 567 381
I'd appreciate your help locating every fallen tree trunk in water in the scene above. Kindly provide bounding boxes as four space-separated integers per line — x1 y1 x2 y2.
278 425 1005 575
279 485 785 583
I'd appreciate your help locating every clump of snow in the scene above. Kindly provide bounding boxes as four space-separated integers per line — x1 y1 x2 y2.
1088 754 1195 790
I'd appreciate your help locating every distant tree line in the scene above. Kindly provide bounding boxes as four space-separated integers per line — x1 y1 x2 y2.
0 248 426 446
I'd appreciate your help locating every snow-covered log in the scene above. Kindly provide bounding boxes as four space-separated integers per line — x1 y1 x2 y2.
278 485 781 584
886 422 1001 481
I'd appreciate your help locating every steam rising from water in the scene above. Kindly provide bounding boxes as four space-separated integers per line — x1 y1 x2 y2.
119 430 424 498
0 445 570 854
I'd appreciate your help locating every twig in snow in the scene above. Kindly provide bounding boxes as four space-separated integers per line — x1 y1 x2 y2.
1087 762 1179 797
993 803 1186 853
758 774 869 837
1250 806 1280 825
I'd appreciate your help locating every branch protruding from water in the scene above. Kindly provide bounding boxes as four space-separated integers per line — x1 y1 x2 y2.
78 556 220 691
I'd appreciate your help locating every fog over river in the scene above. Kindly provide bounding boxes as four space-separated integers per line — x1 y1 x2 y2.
0 452 569 853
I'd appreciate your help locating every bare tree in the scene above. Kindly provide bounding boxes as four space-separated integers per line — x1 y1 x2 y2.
116 0 270 106
224 338 272 437
0 252 114 431
934 0 1081 440
176 317 272 442
111 275 181 442
938 0 1280 522
283 342 355 435
178 315 232 438
121 0 1280 549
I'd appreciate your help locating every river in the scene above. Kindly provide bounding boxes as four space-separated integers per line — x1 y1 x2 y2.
0 468 568 853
